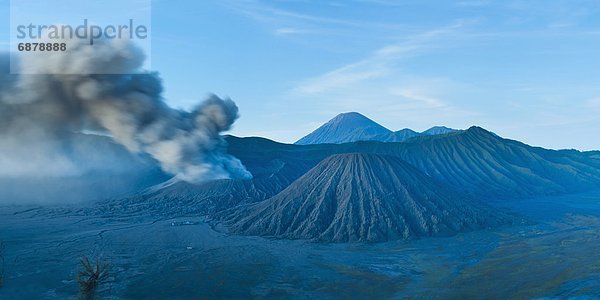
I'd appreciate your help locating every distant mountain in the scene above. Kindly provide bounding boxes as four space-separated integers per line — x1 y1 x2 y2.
380 127 600 198
379 128 421 142
422 126 456 136
219 153 513 242
295 112 391 145
295 112 458 145
231 127 600 200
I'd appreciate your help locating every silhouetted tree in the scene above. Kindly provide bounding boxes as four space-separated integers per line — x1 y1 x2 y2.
77 256 109 300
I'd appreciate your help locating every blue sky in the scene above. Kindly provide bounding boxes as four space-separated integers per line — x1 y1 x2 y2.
1 0 599 150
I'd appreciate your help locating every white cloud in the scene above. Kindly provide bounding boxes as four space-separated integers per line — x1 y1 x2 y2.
292 63 390 94
291 22 465 95
224 0 342 27
389 88 446 108
274 27 311 36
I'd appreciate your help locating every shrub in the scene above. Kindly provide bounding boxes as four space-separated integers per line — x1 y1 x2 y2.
77 256 109 300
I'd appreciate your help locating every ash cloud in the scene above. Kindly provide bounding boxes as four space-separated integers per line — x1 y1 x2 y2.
0 39 252 182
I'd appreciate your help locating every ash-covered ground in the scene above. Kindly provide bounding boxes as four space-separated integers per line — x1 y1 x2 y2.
1 191 599 299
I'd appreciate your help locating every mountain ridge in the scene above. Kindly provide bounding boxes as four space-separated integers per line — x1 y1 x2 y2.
231 126 600 199
219 153 514 242
100 126 600 223
295 112 458 145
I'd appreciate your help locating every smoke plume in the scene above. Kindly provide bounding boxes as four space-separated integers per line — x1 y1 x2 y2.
0 39 252 182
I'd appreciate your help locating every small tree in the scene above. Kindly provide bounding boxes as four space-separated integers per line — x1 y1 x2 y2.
77 256 109 300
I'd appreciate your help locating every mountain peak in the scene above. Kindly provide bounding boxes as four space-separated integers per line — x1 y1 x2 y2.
295 112 391 145
328 112 383 127
422 126 457 136
295 112 460 145
465 126 496 138
336 111 366 118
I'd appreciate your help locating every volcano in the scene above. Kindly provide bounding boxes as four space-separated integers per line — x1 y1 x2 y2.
220 153 513 242
295 112 392 145
295 112 458 145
